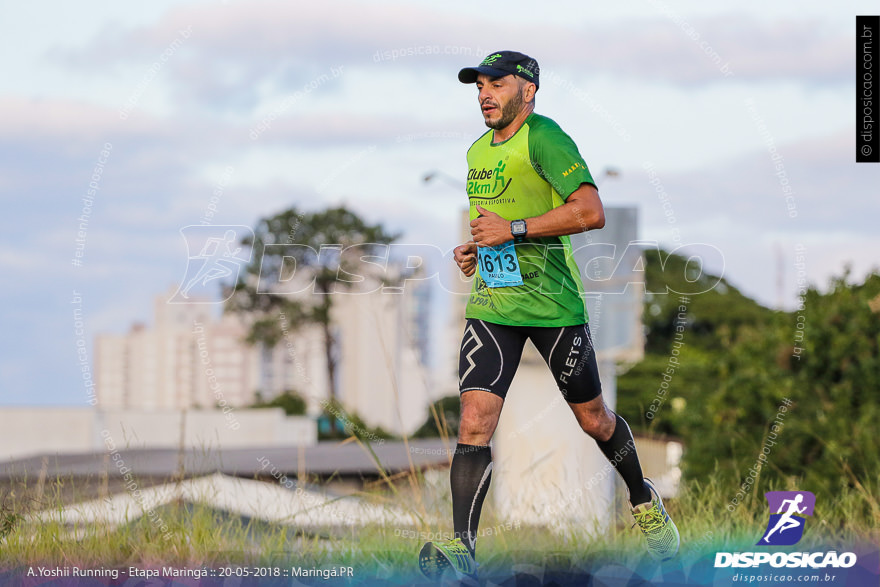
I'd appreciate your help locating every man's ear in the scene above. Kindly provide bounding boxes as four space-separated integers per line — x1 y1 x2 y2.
523 82 537 103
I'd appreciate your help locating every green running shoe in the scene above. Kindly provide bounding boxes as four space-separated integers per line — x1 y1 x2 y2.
418 537 477 580
632 479 680 560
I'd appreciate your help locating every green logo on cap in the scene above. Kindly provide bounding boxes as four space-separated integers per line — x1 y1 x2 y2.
481 53 502 66
516 64 534 78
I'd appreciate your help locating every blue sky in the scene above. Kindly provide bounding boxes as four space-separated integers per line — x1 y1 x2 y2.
1 0 878 405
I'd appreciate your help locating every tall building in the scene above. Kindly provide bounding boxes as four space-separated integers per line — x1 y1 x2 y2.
95 275 432 436
332 281 431 435
95 293 263 410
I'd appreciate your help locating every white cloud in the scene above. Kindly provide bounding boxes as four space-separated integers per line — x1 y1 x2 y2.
53 3 852 116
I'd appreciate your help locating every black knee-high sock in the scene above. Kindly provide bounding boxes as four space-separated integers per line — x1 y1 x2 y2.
595 413 652 507
450 443 492 558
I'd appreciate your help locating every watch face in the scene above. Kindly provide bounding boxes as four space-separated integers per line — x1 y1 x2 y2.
511 220 526 236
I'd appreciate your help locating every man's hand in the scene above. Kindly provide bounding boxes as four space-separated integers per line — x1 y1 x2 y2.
454 241 477 277
470 205 511 247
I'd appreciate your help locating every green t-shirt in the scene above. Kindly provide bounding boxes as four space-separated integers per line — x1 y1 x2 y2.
465 113 595 327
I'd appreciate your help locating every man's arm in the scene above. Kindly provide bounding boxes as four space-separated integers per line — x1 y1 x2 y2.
469 182 604 247
523 182 604 237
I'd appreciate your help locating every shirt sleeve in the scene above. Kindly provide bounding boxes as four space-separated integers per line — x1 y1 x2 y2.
528 117 595 199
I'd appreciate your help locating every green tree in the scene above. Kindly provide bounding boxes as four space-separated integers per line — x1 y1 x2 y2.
776 271 880 489
413 395 462 439
251 390 308 416
641 248 775 354
624 258 880 497
617 248 777 435
319 398 394 442
226 205 399 433
619 249 880 497
677 312 796 480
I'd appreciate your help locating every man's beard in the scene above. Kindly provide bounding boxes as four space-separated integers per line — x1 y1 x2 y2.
485 91 524 130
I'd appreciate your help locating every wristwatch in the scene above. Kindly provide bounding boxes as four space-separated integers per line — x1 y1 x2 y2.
510 219 527 243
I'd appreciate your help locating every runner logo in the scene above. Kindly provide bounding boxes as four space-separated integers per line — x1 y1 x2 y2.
758 491 815 546
467 164 512 199
170 225 253 303
716 490 857 570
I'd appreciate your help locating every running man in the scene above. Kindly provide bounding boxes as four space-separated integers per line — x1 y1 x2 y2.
762 494 807 543
419 51 680 581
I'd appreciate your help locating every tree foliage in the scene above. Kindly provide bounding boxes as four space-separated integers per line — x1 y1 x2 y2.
251 390 308 416
226 205 400 342
225 206 399 433
618 251 880 495
412 395 462 439
641 248 774 354
318 399 394 442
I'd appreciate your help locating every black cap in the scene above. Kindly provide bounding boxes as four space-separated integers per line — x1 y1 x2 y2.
458 50 540 88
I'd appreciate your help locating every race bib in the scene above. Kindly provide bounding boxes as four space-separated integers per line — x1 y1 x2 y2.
477 241 523 288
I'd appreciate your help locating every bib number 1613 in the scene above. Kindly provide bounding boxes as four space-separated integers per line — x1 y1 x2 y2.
477 241 523 288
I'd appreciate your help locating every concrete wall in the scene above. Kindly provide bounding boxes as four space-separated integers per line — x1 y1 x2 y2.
0 408 316 461
492 349 617 535
1 407 96 462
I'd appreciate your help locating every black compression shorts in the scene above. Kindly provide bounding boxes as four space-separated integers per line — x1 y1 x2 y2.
457 318 602 403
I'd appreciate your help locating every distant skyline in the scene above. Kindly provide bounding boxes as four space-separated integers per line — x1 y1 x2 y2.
1 0 878 405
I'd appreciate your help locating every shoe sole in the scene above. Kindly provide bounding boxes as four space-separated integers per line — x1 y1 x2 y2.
418 542 451 580
644 479 680 561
